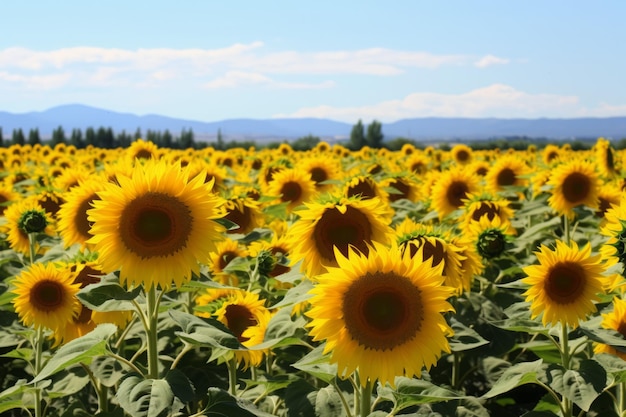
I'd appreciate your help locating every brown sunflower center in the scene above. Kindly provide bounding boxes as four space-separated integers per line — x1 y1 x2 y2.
456 150 470 162
561 172 591 203
224 204 252 234
310 167 328 185
347 180 376 200
545 262 586 304
76 193 100 239
119 192 193 258
471 202 500 222
388 179 410 202
497 168 516 186
617 321 626 338
30 279 65 312
134 149 153 160
410 162 426 174
446 181 470 208
313 206 373 260
343 272 423 351
224 304 257 343
404 238 446 268
218 250 238 271
76 305 93 324
281 181 302 203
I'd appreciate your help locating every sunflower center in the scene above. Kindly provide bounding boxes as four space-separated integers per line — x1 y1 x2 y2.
446 181 470 208
76 305 93 324
471 202 500 221
218 250 238 271
561 172 591 203
76 194 100 239
343 272 423 351
347 180 376 200
30 280 65 312
456 150 470 162
224 204 252 234
134 149 153 160
281 181 302 203
388 179 410 202
310 167 328 185
545 262 586 304
313 206 373 260
120 192 192 258
224 304 257 343
497 168 516 186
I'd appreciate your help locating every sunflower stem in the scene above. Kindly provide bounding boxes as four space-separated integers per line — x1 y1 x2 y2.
360 378 373 417
33 326 44 417
228 355 239 396
563 215 571 245
452 351 462 390
560 321 573 417
619 380 626 416
146 285 160 379
28 233 37 265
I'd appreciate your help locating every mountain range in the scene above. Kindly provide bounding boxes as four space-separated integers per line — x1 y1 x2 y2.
1 104 626 142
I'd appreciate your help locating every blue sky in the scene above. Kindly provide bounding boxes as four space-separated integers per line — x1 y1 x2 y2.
1 1 625 123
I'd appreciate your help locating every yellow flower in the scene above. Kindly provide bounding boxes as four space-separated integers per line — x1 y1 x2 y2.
287 196 394 279
522 240 605 329
485 155 530 194
87 159 225 290
306 242 454 387
547 159 600 219
429 168 481 219
450 144 473 165
57 178 106 249
594 297 626 360
12 262 81 330
214 291 272 369
266 168 318 213
4 198 54 256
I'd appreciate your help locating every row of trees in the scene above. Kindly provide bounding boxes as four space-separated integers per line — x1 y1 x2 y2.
0 126 197 150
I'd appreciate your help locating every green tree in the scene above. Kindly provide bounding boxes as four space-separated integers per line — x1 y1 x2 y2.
161 129 173 148
12 128 25 145
216 128 224 150
70 129 84 148
134 127 142 140
51 125 66 146
0 127 3 147
291 134 320 151
85 127 96 147
28 128 41 145
349 119 365 150
366 120 384 148
179 128 195 149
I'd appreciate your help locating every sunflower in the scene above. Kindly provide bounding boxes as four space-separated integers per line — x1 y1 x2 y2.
53 261 131 345
396 218 468 294
306 242 454 386
595 137 618 179
3 198 54 256
342 175 388 201
221 196 263 235
213 291 272 369
248 234 293 279
405 153 430 175
485 155 530 195
57 178 107 249
546 159 600 219
542 144 563 166
12 262 82 330
0 181 19 215
429 168 481 219
600 195 626 268
381 175 420 203
522 240 605 329
266 168 318 213
298 155 340 193
593 297 626 360
87 159 226 290
208 238 249 286
459 192 516 236
127 139 160 162
467 216 515 260
288 196 394 279
595 182 621 220
450 144 473 165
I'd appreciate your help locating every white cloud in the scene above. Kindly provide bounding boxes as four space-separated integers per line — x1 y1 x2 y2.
0 70 72 90
474 54 510 68
203 71 335 89
273 84 583 122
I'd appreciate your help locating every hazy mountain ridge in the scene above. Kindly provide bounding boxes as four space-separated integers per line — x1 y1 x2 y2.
1 104 626 141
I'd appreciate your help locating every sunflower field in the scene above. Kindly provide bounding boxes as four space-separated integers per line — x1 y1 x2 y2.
1 137 626 417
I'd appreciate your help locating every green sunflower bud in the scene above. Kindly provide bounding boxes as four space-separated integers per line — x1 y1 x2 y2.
18 209 48 234
477 229 507 259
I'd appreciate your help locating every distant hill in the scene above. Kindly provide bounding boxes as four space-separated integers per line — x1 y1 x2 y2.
1 104 626 142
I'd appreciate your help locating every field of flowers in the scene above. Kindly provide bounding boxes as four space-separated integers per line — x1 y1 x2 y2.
1 137 626 417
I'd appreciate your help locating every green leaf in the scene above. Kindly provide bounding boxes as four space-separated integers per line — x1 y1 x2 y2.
283 379 317 417
270 279 314 309
165 369 195 403
482 359 543 399
490 302 550 336
377 377 465 412
292 344 338 384
448 317 490 352
91 355 126 388
77 282 141 312
580 316 626 353
543 360 607 412
48 368 91 399
315 385 345 417
249 307 309 350
1 347 33 361
32 323 117 383
594 353 626 384
169 309 240 350
116 374 183 417
204 387 276 416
